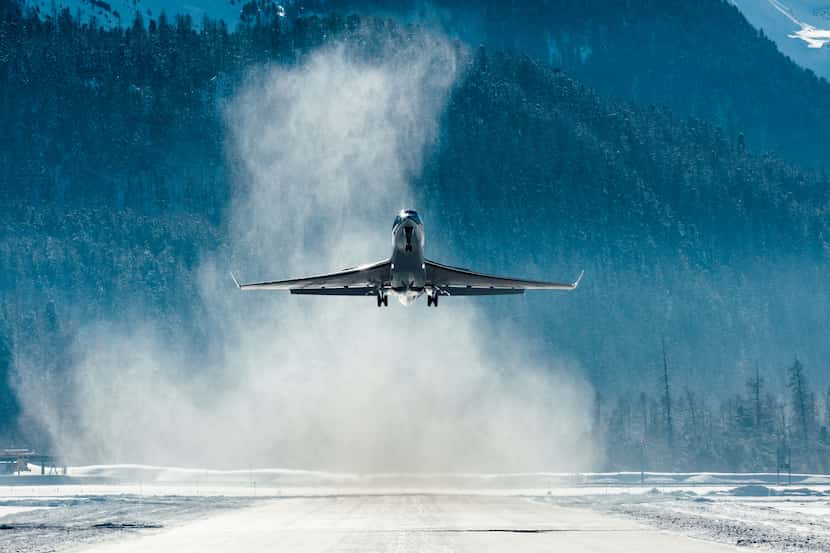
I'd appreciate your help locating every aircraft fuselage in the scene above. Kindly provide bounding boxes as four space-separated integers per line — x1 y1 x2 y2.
390 210 427 306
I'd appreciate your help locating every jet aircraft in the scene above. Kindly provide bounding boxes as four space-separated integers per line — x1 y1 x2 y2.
232 210 583 307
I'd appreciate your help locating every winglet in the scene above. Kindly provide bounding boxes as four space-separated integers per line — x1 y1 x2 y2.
572 270 585 289
230 272 242 289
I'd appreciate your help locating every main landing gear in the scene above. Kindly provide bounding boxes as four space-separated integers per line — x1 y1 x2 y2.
427 293 439 307
376 293 389 308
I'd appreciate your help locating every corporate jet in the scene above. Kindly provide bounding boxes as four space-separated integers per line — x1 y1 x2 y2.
231 209 583 307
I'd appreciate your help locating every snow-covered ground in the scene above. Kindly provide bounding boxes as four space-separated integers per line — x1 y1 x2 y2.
551 486 830 551
732 0 830 77
1 467 830 552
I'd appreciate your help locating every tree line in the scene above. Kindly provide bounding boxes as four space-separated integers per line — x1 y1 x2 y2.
599 356 830 473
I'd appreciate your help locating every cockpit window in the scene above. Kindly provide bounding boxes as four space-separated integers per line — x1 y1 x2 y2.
393 210 422 228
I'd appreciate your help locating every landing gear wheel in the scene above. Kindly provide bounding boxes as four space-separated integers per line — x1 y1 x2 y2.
377 294 388 307
427 294 439 307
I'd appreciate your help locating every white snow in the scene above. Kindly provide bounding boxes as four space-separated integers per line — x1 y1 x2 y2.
0 505 51 517
732 0 830 77
1 468 829 551
77 495 741 553
768 0 830 48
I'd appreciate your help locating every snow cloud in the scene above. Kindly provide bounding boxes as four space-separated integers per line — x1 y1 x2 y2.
13 29 597 474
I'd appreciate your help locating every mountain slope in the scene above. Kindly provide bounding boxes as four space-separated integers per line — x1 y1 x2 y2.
21 0 830 167
419 49 830 389
2 6 830 463
298 0 830 168
24 0 242 27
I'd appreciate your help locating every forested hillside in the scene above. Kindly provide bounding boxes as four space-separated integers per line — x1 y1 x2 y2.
2 2 830 471
19 0 830 167
420 48 830 386
308 0 830 167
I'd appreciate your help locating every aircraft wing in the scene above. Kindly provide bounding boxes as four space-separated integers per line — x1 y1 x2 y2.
425 259 583 296
231 259 390 296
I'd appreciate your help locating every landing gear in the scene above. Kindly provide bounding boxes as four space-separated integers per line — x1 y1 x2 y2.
427 293 439 307
404 227 413 252
376 294 389 307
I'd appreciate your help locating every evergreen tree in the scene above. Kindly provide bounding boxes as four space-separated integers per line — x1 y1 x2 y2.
787 358 813 447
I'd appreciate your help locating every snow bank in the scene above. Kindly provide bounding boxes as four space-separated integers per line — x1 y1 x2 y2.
724 485 775 497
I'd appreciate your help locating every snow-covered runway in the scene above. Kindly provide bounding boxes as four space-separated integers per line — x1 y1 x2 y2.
5 469 830 552
80 494 738 553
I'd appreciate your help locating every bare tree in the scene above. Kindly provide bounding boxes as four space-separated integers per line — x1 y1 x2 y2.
661 340 674 469
747 365 764 428
787 357 812 446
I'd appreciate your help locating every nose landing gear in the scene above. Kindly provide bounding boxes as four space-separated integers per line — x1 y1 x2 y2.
376 293 389 307
404 226 413 252
427 292 439 307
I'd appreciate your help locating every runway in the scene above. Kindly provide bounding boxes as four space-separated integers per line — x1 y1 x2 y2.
81 494 739 553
